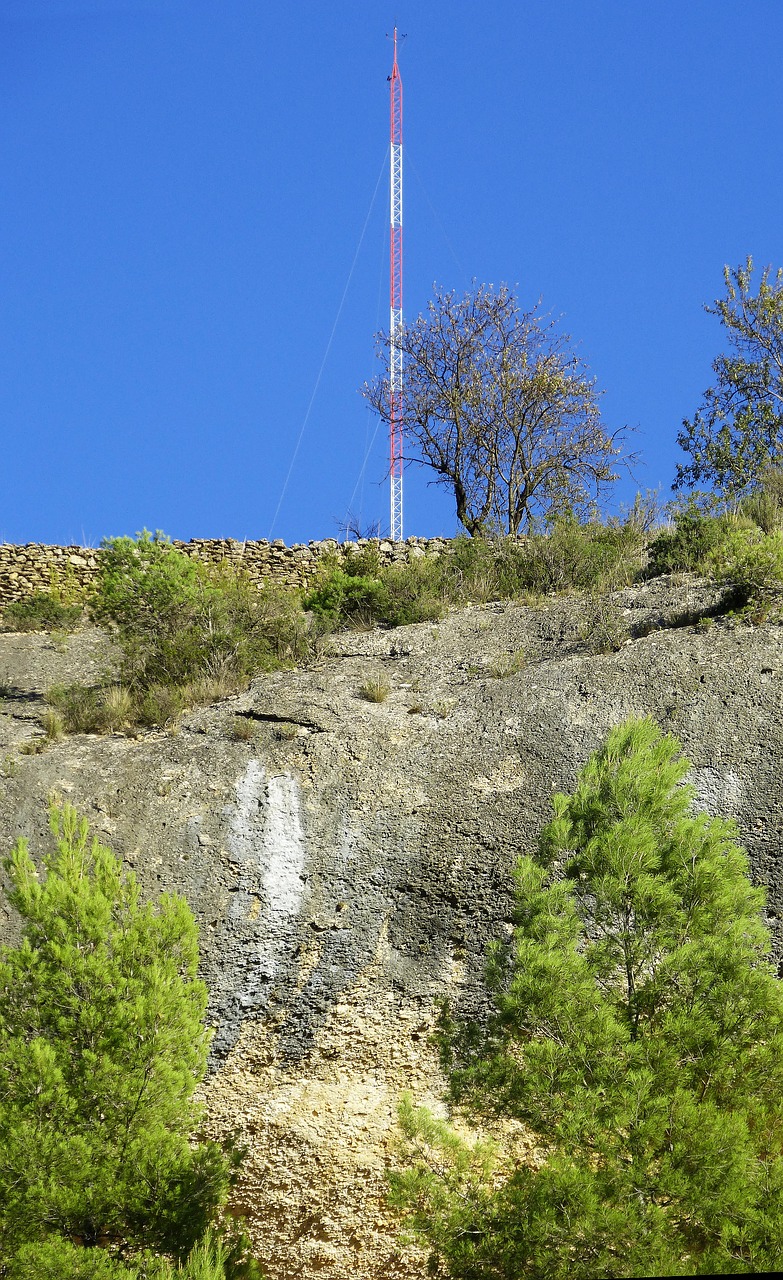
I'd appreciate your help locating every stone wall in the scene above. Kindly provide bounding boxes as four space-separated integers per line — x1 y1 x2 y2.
0 536 453 608
0 544 100 608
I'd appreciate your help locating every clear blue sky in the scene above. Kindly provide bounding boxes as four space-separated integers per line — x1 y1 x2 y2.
2 0 781 546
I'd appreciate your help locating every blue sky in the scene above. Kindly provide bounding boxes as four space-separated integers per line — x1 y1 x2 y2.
1 0 781 546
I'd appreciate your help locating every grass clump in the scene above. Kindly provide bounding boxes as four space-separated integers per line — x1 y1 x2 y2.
487 649 526 678
40 708 65 742
100 685 135 732
580 594 629 653
230 715 257 743
360 674 391 703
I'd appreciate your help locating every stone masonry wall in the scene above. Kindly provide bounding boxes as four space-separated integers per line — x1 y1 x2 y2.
0 537 453 608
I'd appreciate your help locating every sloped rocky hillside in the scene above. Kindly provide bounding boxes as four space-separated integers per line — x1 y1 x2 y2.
1 577 782 1279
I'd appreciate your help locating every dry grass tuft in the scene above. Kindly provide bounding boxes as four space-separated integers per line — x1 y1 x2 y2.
360 675 391 703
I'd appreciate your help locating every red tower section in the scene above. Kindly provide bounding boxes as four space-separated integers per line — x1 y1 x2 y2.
389 29 403 541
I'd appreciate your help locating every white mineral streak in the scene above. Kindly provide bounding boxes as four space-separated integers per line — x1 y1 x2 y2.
229 761 306 984
230 757 265 863
261 773 307 919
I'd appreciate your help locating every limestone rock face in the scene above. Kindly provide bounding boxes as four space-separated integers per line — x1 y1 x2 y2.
1 579 782 1278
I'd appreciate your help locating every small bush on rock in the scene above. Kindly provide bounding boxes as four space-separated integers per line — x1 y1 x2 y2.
91 532 311 694
1 592 82 634
303 566 387 629
709 526 783 616
647 503 729 575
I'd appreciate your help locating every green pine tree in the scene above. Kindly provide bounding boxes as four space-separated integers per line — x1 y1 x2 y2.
392 718 783 1277
0 803 257 1278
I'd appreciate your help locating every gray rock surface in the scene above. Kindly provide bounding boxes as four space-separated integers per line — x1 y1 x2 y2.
0 579 781 1278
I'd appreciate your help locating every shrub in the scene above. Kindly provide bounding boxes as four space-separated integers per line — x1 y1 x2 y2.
92 533 310 689
709 527 783 614
376 559 445 626
304 527 644 633
521 518 639 594
7 1237 129 1278
740 466 783 533
448 523 642 602
45 684 105 734
647 503 728 575
303 566 387 629
136 684 184 728
1 592 82 634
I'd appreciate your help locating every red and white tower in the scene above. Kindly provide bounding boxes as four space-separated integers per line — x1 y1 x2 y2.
389 28 404 542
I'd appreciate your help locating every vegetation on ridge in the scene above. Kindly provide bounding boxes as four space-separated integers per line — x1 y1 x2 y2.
1 483 782 747
2 257 783 740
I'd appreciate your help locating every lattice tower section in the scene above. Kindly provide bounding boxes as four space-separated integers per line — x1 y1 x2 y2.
389 28 404 542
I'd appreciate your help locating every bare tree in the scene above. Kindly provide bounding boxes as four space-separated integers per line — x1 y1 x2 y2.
363 283 630 535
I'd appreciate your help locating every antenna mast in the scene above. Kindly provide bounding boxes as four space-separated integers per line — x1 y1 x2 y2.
389 28 404 542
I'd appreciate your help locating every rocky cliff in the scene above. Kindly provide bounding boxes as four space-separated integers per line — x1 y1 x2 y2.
1 577 782 1279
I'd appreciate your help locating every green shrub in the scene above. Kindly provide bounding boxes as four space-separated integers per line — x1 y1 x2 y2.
91 532 310 688
709 527 783 613
304 526 643 631
446 523 642 603
8 1238 130 1279
304 554 447 630
522 519 642 594
303 566 387 628
1 592 82 633
647 504 728 575
446 535 511 601
393 719 783 1277
44 682 183 735
339 543 383 578
739 466 783 533
45 684 106 734
0 804 244 1273
376 558 445 626
136 684 184 728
